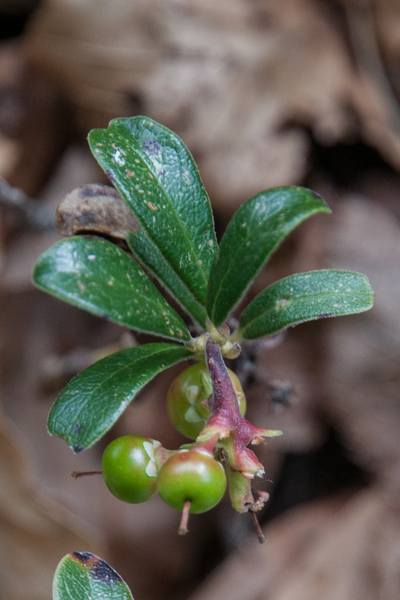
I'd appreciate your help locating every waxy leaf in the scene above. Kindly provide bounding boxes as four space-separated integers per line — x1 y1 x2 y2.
53 552 133 600
33 236 190 342
206 187 331 326
238 270 374 339
88 117 217 304
127 230 207 328
48 343 193 451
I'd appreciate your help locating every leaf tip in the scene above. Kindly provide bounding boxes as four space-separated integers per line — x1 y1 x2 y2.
71 552 123 585
303 187 332 213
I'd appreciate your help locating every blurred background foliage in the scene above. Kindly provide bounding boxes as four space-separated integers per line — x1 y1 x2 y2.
1 1 400 599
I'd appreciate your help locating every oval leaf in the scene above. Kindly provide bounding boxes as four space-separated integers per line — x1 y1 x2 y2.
238 270 374 339
48 343 193 451
88 117 217 304
33 236 190 342
206 187 331 326
127 230 207 328
53 552 133 600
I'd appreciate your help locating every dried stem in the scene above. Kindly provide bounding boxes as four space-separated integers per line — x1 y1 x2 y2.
178 500 191 535
71 470 103 478
250 511 266 544
0 177 55 230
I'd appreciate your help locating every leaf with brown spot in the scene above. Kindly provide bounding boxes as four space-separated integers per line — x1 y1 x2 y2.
53 552 133 600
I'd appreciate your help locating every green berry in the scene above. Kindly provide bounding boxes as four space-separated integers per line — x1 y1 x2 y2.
157 448 227 514
167 363 246 439
102 435 160 503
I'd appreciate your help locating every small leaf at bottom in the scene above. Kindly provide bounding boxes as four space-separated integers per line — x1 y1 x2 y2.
53 552 133 600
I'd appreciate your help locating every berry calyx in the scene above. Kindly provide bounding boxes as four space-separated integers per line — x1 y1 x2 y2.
102 435 161 503
157 448 227 517
167 362 246 440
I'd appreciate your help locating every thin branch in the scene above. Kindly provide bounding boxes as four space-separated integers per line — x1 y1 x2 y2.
0 177 55 230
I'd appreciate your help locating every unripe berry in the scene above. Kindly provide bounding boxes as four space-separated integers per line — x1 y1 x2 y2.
157 448 227 514
167 363 246 439
102 435 160 503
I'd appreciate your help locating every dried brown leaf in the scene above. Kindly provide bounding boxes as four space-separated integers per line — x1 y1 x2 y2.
56 183 140 239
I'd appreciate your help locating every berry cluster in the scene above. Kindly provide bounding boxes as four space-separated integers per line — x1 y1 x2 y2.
74 333 282 540
100 362 239 534
101 434 227 534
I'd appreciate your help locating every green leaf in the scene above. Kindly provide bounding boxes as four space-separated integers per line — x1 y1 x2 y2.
33 236 190 342
127 230 207 328
88 116 217 304
48 343 193 451
238 270 374 340
206 186 331 326
53 552 133 600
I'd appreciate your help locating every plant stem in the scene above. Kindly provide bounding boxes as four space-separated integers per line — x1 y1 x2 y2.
205 336 242 419
250 511 266 544
71 470 103 478
178 500 191 535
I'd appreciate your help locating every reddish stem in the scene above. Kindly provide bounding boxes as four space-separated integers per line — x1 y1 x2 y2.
206 337 242 419
200 335 272 513
205 337 265 459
